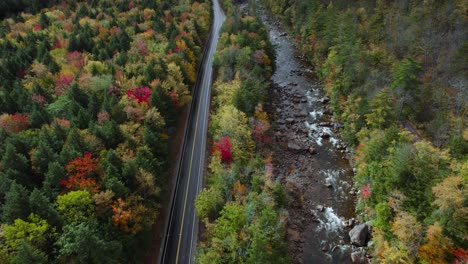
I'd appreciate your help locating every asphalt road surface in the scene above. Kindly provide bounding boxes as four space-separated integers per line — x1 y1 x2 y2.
160 1 225 263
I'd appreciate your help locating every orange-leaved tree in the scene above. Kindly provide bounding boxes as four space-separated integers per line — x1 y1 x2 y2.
60 152 100 193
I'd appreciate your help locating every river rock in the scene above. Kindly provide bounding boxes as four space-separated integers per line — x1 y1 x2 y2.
288 142 301 151
324 108 333 115
308 147 317 155
349 223 371 247
286 118 295 124
320 132 330 139
296 110 308 117
351 248 368 264
316 205 324 212
319 122 332 127
336 144 346 150
320 241 329 252
320 97 330 103
343 218 356 228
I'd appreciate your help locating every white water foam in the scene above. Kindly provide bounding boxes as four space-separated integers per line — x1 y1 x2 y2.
320 169 349 196
316 207 343 233
309 110 323 121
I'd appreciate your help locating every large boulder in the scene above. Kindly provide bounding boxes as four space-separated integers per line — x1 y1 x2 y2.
349 223 370 247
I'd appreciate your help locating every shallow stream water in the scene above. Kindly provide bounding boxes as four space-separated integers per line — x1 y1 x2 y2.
259 8 357 264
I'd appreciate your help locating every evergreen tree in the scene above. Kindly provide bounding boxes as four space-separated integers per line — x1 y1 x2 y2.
31 140 56 175
42 161 66 199
29 188 60 227
2 182 30 223
11 242 48 264
56 220 122 263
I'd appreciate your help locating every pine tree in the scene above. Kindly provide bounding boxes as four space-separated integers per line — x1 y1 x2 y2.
11 242 48 264
2 182 30 223
31 140 56 175
42 161 66 199
29 188 60 227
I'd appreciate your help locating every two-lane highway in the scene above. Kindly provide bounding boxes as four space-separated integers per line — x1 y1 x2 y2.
160 0 225 263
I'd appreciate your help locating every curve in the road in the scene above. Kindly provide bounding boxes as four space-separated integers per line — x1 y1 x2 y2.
160 1 225 263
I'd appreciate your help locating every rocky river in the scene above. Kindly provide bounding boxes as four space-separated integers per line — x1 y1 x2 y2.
259 8 361 264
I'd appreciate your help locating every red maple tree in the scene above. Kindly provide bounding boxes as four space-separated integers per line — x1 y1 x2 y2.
214 136 233 164
60 153 99 193
127 86 152 104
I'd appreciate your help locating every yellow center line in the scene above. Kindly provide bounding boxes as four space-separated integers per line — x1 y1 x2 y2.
175 88 202 263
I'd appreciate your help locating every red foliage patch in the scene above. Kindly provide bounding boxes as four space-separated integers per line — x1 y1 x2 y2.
55 73 74 95
136 39 148 55
361 184 371 199
0 113 29 133
32 93 47 105
67 51 85 69
452 247 468 264
126 86 152 104
61 153 100 193
54 118 70 128
213 136 233 164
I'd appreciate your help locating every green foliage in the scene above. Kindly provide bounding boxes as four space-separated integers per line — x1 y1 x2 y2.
197 3 287 263
4 214 52 251
11 242 48 264
195 187 224 220
262 0 468 261
2 182 30 223
56 190 95 223
56 219 122 264
373 202 393 237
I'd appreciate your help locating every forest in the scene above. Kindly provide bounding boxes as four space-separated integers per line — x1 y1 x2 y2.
194 1 289 263
262 0 467 263
0 0 211 262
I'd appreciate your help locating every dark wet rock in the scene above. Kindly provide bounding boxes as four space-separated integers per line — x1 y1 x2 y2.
324 108 333 115
288 142 300 151
300 98 308 103
351 248 368 264
319 122 332 127
320 241 330 252
325 182 333 188
336 144 346 150
349 223 371 247
335 122 344 129
286 118 295 124
320 97 330 103
308 147 317 155
320 132 330 139
344 218 356 228
277 119 285 124
349 188 358 195
280 32 287 36
296 110 308 117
